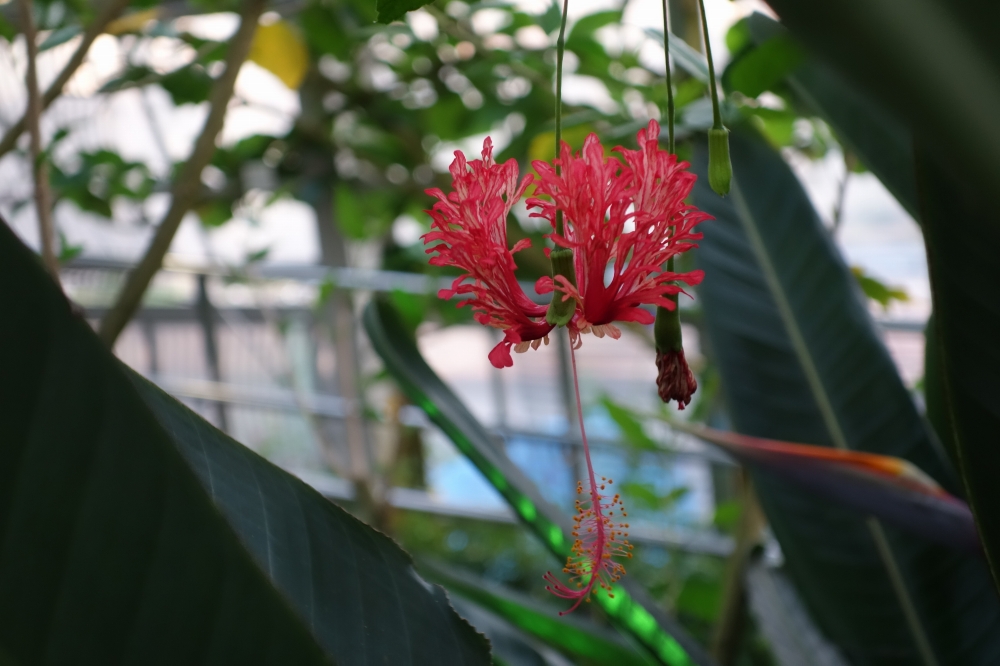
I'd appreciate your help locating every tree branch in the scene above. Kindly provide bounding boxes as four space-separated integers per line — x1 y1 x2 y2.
18 0 58 279
0 0 132 161
711 474 765 665
98 0 267 346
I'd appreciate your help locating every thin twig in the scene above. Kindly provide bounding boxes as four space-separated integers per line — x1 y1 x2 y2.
660 0 674 153
710 473 764 664
830 151 855 236
18 0 58 279
0 0 132 160
98 0 267 346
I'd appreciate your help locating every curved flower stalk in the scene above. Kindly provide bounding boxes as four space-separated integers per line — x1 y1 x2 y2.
528 120 711 343
423 139 555 369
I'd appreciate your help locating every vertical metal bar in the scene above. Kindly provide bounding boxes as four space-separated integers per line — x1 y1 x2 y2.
195 273 228 432
142 318 159 376
488 327 508 432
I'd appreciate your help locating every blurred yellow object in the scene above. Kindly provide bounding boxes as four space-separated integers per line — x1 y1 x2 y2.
106 8 161 35
249 21 309 90
528 125 594 166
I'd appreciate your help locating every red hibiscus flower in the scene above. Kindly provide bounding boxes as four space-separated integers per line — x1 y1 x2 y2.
423 138 554 369
528 119 711 341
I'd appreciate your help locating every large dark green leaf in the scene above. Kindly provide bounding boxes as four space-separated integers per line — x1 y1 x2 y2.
363 297 716 666
743 11 1000 592
692 128 1000 664
0 220 491 665
916 151 1000 591
760 0 1000 202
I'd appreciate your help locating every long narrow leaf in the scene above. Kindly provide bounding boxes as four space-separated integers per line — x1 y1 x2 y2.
643 28 710 83
423 561 649 666
363 297 716 666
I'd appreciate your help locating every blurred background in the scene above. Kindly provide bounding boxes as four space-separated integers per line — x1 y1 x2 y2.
0 0 935 662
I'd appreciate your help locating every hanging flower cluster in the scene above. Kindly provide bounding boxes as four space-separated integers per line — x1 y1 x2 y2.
422 119 711 611
529 120 709 340
423 119 710 366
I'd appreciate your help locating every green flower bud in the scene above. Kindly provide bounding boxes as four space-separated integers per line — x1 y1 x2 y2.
708 126 732 196
546 248 577 327
654 297 684 354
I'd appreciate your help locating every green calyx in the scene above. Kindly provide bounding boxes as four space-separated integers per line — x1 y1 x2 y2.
546 248 577 327
654 296 684 353
708 127 732 196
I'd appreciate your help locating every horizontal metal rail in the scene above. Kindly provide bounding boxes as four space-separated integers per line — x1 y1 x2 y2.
151 374 732 463
68 257 927 331
294 469 735 556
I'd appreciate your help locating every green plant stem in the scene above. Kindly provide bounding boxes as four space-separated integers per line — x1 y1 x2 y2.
18 0 58 280
695 0 722 129
660 0 674 153
554 0 570 237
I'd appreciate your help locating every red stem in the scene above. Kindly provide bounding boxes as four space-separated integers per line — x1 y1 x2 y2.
569 337 606 581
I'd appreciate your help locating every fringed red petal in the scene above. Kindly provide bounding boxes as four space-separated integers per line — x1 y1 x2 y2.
422 138 553 368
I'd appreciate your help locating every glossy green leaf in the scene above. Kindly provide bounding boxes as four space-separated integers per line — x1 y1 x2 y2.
744 107 795 148
850 266 909 312
159 65 214 106
50 150 155 220
363 297 715 666
722 32 805 99
643 29 710 84
601 396 659 451
39 25 82 52
376 0 430 24
692 128 1000 664
0 221 491 665
424 561 649 666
